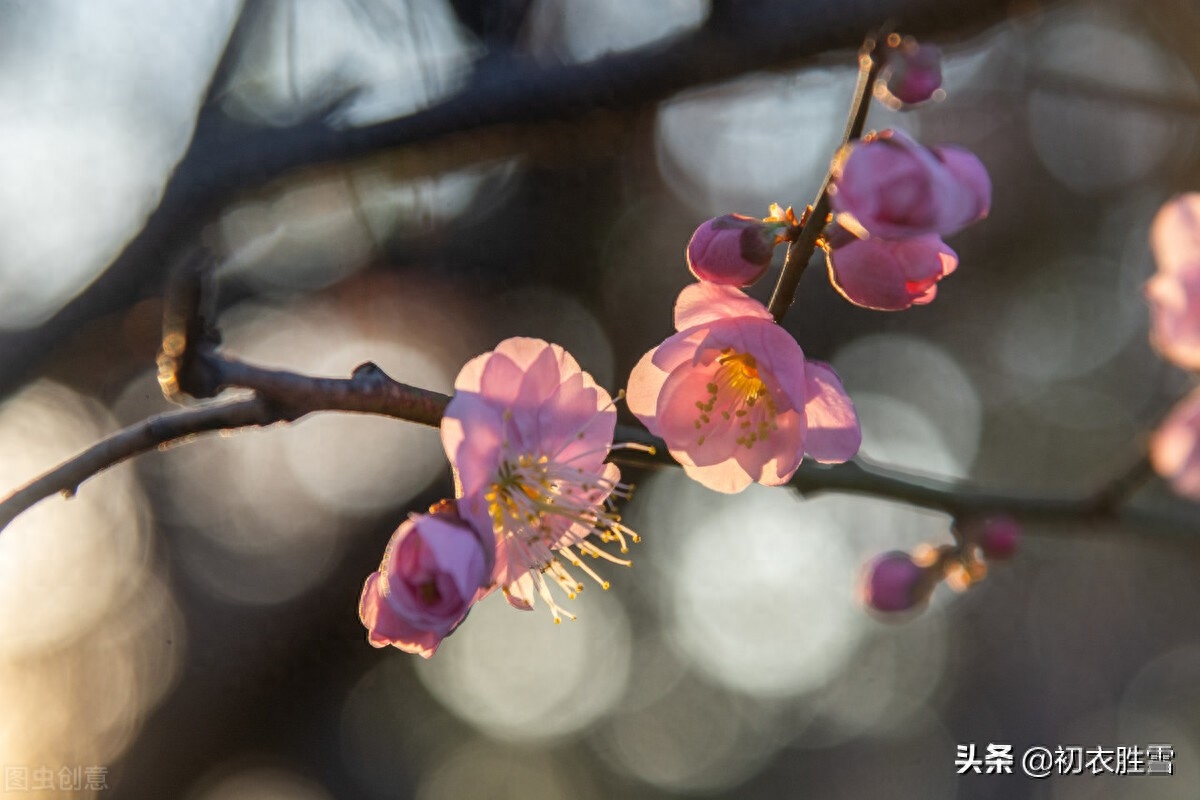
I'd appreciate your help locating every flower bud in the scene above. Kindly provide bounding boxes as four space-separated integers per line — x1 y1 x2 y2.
358 503 491 658
883 37 942 105
976 515 1020 560
861 550 933 613
686 214 785 286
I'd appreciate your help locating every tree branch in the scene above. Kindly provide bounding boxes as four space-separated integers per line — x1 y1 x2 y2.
0 0 1020 400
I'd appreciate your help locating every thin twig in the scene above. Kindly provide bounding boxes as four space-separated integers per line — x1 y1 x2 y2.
0 368 1166 538
767 30 887 322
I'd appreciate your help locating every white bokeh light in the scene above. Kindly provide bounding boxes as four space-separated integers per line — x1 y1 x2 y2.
0 0 241 328
414 588 632 743
1027 8 1198 194
523 0 708 64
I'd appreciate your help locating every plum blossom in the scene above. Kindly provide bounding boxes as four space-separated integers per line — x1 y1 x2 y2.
826 232 958 311
1147 194 1200 370
830 128 991 240
627 282 861 493
358 502 490 658
441 337 641 621
687 213 789 286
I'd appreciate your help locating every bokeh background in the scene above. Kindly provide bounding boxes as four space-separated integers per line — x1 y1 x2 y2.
3 0 1200 798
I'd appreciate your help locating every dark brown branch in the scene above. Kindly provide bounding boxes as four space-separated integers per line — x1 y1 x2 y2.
767 28 886 321
0 358 1167 539
0 356 453 532
0 0 1021 400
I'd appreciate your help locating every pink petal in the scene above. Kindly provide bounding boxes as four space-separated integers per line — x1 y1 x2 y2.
932 145 992 229
504 572 536 611
655 361 742 467
440 392 506 497
359 572 443 657
536 371 613 469
674 282 772 331
803 361 861 463
417 516 490 601
626 328 708 431
1152 388 1200 499
734 407 806 486
680 458 755 494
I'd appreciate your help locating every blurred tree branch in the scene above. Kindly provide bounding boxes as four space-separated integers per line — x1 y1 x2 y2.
0 0 1024 399
0 236 1167 539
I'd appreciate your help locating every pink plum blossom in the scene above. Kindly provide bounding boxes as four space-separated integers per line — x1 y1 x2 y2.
1150 193 1200 275
687 214 787 286
1148 267 1200 371
830 129 991 240
826 233 958 311
441 337 638 621
1151 388 1200 501
627 282 861 493
882 38 942 105
358 502 490 658
1147 195 1200 370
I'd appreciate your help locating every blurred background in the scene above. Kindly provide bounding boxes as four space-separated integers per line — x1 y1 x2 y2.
2 0 1200 797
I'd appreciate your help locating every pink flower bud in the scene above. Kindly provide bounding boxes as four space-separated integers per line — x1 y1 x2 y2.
1151 387 1200 500
827 233 958 310
861 550 932 613
359 504 490 658
883 38 942 105
976 515 1020 560
831 129 991 240
687 214 785 286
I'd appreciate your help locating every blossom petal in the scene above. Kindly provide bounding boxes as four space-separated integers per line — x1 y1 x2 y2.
626 328 708 431
680 457 755 494
359 572 443 657
803 361 862 463
674 282 772 331
655 361 742 467
504 572 537 611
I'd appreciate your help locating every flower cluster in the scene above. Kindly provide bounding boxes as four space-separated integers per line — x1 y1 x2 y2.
1146 194 1200 497
826 129 991 310
360 33 1003 653
361 337 642 656
861 515 1020 615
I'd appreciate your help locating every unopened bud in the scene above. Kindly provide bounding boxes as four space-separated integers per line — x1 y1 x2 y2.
686 214 786 286
976 515 1020 560
882 36 942 105
861 550 934 614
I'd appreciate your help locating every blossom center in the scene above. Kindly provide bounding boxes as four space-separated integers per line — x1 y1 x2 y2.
693 348 779 449
483 452 643 622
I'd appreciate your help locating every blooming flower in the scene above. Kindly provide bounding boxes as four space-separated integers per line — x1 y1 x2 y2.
627 282 861 493
830 128 991 240
441 337 640 621
1151 387 1200 500
358 502 490 658
687 213 788 286
826 232 958 311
